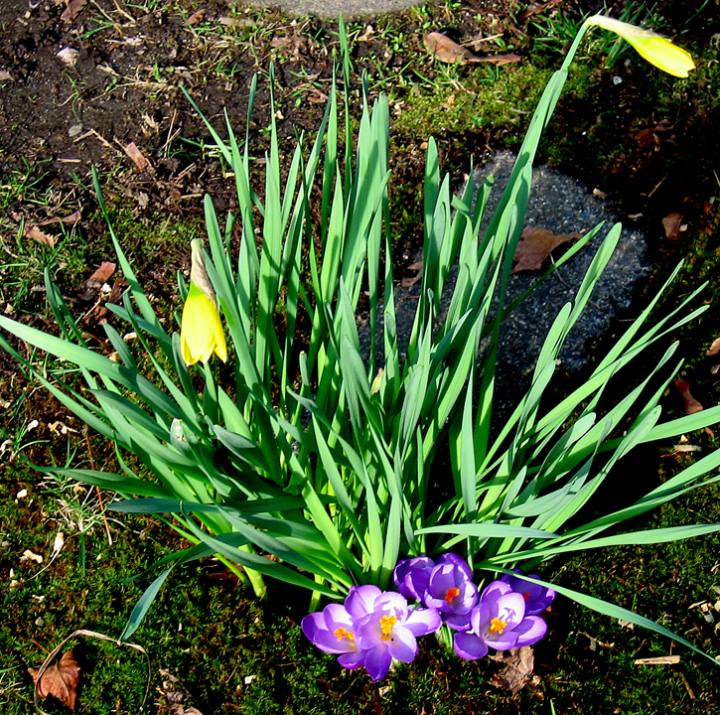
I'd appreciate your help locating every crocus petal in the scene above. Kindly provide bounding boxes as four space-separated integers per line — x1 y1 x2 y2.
345 584 382 619
387 626 418 663
436 553 474 581
394 557 435 602
404 607 442 637
585 15 695 78
453 632 489 661
513 616 548 648
444 611 473 631
338 650 366 670
363 647 393 682
374 591 409 621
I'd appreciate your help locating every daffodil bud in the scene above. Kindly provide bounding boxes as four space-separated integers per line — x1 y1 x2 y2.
179 239 228 365
585 15 695 78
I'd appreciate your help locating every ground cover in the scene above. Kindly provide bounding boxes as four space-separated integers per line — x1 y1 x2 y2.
2 0 720 712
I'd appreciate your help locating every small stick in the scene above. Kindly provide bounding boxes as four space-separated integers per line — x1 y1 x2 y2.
84 428 113 546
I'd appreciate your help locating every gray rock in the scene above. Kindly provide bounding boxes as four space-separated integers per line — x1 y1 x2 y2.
243 0 423 18
359 152 649 419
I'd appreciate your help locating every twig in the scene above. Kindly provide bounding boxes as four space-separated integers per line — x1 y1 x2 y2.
84 427 113 546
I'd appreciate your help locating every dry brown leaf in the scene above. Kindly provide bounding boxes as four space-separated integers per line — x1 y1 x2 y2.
518 0 565 20
488 646 535 694
187 8 207 24
21 549 43 563
674 379 703 415
30 650 81 711
662 212 683 241
24 225 57 248
77 261 117 301
61 0 87 23
402 261 423 287
124 142 150 171
512 226 579 273
0 70 13 82
634 655 681 665
37 210 82 227
706 337 720 356
424 32 520 65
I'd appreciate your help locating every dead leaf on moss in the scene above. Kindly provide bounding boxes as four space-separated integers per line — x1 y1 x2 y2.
674 379 703 415
30 650 81 712
424 32 520 65
518 0 565 20
187 9 207 24
489 646 535 694
706 337 720 356
21 549 43 563
512 226 579 273
61 0 87 23
634 655 681 665
36 210 82 227
77 262 117 301
56 47 80 67
662 212 684 241
24 225 57 248
124 142 150 171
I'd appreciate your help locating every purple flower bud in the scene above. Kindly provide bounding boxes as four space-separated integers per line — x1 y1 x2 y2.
453 580 548 661
393 556 435 602
500 569 556 616
424 556 478 631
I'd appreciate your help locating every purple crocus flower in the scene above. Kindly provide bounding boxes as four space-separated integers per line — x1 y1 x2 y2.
393 556 435 602
501 569 556 616
453 580 548 660
424 554 478 631
352 585 442 682
301 601 366 670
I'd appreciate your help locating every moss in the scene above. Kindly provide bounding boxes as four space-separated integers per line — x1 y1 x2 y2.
393 63 554 142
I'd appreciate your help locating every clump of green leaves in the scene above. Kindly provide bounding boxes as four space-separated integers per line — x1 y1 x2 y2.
0 19 718 670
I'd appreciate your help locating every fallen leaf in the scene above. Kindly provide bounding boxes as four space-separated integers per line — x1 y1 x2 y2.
706 337 720 356
512 226 579 273
518 0 565 20
674 379 703 415
57 47 80 67
424 32 520 65
37 210 82 227
0 70 13 82
77 261 117 301
24 225 57 248
187 8 206 24
21 549 43 563
662 212 683 241
488 646 534 694
30 650 81 711
124 142 150 171
402 261 423 287
634 655 681 665
61 0 87 22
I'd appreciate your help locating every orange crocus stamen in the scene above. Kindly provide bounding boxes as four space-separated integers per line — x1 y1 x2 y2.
444 587 461 604
489 617 507 635
380 615 397 639
334 627 355 643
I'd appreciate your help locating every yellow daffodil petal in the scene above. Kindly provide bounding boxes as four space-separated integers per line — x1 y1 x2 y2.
180 282 228 365
586 15 695 78
179 240 228 365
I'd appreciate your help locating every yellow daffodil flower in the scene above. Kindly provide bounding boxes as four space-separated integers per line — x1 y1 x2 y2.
180 239 228 365
585 15 695 78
